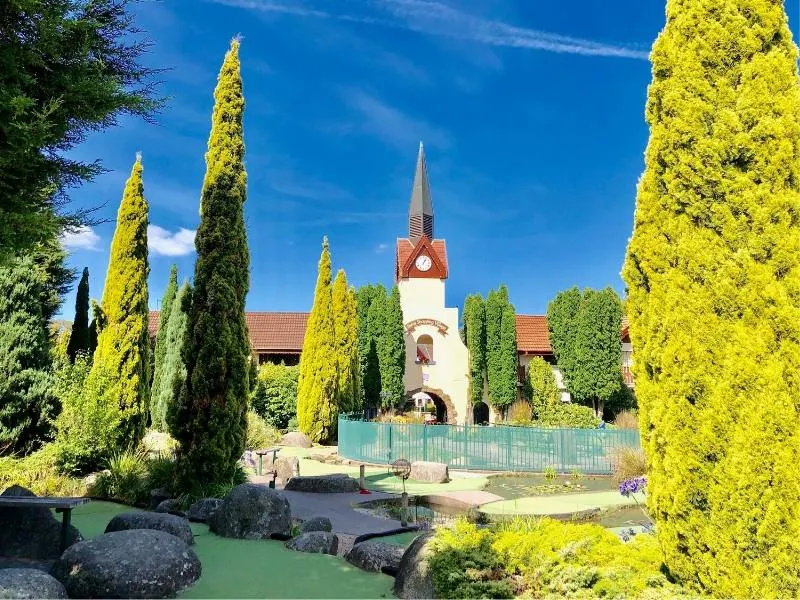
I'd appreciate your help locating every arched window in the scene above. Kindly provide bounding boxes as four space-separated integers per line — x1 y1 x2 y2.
416 334 434 364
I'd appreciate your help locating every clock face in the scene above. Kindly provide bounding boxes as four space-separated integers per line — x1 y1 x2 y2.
415 255 432 272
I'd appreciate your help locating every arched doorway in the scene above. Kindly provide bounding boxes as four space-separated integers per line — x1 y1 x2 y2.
405 387 457 424
472 402 489 425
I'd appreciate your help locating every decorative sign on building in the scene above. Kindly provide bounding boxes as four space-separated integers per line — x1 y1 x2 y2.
405 318 449 335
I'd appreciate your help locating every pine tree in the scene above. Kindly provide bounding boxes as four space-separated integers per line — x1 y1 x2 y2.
66 268 90 363
88 154 150 452
462 294 486 406
296 238 337 442
332 270 359 414
570 288 622 417
155 281 190 434
622 1 800 596
547 287 582 393
357 285 382 409
379 285 406 411
171 40 250 491
150 264 178 426
0 257 57 455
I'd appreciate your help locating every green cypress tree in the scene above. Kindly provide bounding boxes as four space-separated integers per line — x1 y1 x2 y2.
496 299 518 409
546 287 582 393
154 281 190 433
150 264 178 424
171 40 250 491
88 154 150 451
462 294 487 406
0 256 57 455
357 284 382 409
296 238 337 442
622 1 800 596
373 285 405 411
570 288 623 417
332 270 359 414
526 356 559 420
66 267 90 362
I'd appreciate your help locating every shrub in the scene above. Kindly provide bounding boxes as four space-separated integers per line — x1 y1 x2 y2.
94 450 149 505
536 402 599 429
0 445 86 497
252 363 298 429
613 410 639 430
245 411 280 451
429 518 684 599
507 399 532 423
610 446 647 485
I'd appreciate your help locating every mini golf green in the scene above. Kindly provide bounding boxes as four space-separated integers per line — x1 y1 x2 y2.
479 490 637 517
63 502 395 599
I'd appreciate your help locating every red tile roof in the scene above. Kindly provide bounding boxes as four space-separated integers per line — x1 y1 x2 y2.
396 238 448 278
515 315 551 354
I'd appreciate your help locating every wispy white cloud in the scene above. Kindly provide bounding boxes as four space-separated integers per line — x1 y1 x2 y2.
268 169 352 201
60 226 101 251
205 0 648 60
375 243 390 253
340 88 451 150
148 225 196 256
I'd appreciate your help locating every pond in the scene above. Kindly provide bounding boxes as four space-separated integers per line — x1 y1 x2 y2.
484 474 616 500
353 497 466 527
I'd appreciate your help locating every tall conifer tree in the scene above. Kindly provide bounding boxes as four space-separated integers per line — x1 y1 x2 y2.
547 287 582 393
356 285 382 408
88 155 150 451
156 281 190 434
332 270 358 414
462 294 486 406
622 1 800 595
496 300 518 409
66 267 90 362
379 286 406 411
171 40 250 490
151 265 178 425
296 238 337 442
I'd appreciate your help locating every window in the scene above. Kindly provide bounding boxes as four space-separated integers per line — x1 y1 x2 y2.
416 334 434 364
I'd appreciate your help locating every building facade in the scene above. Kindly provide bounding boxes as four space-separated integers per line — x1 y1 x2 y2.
148 145 633 425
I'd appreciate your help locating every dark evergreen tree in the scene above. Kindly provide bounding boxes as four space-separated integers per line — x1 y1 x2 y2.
171 40 250 491
66 267 90 362
155 281 190 434
379 285 406 410
357 284 383 409
150 264 177 423
0 256 57 455
547 287 582 393
462 294 486 405
496 300 518 409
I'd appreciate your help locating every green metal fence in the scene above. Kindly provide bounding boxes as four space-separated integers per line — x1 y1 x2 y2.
338 414 641 474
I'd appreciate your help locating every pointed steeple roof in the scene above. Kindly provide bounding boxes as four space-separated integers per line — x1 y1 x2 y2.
409 142 434 240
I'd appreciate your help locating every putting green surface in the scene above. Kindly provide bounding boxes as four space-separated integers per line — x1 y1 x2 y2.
480 491 637 516
66 502 394 599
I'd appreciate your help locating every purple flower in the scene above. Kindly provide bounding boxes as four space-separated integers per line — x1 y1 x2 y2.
619 476 647 497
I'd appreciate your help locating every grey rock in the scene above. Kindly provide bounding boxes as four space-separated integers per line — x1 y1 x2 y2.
394 533 435 599
299 516 332 533
281 431 312 448
285 532 338 555
187 498 222 523
284 474 360 493
149 487 171 510
105 511 194 545
209 484 291 539
50 529 201 599
0 568 67 599
274 456 299 484
0 485 83 559
346 540 406 573
155 499 186 518
409 461 449 483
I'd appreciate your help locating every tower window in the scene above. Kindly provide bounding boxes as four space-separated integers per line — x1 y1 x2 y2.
416 334 434 364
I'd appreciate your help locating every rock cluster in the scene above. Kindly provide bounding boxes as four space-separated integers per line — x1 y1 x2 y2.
209 483 292 539
284 474 360 493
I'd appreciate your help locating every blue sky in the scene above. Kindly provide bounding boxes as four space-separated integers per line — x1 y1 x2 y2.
58 0 800 319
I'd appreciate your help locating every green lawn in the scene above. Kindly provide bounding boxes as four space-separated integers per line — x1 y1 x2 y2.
64 502 394 599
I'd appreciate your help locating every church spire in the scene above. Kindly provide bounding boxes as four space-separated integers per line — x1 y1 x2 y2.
409 141 434 241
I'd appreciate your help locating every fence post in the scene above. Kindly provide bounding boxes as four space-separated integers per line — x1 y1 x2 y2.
506 426 513 470
423 425 428 462
388 422 393 463
464 423 468 470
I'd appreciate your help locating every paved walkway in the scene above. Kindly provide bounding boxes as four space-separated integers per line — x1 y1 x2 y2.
279 489 403 536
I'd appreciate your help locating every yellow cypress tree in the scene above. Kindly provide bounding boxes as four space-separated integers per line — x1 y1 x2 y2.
297 237 337 442
332 270 359 414
90 154 150 451
622 1 800 596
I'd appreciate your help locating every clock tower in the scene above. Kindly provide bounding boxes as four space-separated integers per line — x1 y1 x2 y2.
395 143 470 425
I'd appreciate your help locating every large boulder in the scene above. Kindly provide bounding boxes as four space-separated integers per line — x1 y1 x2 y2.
105 511 194 545
345 540 406 573
285 532 338 555
274 455 299 484
394 533 435 599
209 484 291 539
0 568 67 599
299 516 332 534
155 499 186 518
281 431 312 448
0 485 82 559
284 474 360 493
410 461 449 483
187 498 222 523
149 487 171 510
50 529 201 599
